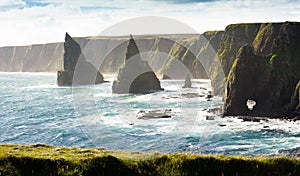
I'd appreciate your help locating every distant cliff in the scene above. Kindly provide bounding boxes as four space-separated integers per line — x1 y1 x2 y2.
0 43 63 72
0 34 221 80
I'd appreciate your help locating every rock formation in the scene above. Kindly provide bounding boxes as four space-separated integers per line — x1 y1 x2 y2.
210 24 261 95
182 74 192 88
162 74 172 80
112 35 163 94
2 22 300 119
223 22 300 117
57 33 104 86
289 81 300 118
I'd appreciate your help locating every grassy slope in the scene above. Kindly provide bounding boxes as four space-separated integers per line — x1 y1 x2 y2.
0 144 300 176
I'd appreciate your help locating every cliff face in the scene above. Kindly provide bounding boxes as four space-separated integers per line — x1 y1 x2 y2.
210 24 261 95
289 81 300 117
0 34 217 80
0 44 63 72
223 22 300 117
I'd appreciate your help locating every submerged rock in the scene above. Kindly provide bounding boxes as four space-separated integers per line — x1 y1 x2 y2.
57 33 104 86
182 74 192 88
112 35 163 94
238 116 270 122
137 109 174 120
163 93 204 99
206 116 215 120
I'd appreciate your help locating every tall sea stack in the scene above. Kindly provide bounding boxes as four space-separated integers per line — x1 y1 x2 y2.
112 35 163 94
182 74 192 88
57 33 104 86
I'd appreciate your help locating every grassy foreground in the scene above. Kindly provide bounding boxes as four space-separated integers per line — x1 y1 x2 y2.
0 144 300 176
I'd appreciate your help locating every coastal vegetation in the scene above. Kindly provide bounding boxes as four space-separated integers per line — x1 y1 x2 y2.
1 144 300 176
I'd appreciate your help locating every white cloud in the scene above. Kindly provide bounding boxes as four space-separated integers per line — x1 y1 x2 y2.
0 0 26 11
0 0 300 46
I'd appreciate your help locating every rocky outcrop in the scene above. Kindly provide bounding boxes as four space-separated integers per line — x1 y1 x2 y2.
57 33 104 86
289 81 300 117
223 22 300 117
210 24 261 95
112 35 163 94
182 74 192 88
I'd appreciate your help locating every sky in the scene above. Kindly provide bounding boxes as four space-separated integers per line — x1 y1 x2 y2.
0 0 300 47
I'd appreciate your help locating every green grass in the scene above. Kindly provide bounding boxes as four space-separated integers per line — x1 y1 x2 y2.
0 144 300 176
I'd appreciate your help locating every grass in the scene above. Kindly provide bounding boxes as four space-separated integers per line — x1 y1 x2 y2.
0 144 300 176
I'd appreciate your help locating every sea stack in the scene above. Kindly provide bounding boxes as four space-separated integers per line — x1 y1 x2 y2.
223 22 300 117
57 33 104 86
182 74 192 88
112 34 163 94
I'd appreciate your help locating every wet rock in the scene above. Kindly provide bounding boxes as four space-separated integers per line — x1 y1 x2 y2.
206 116 215 120
163 95 182 99
206 91 213 99
288 81 300 118
163 93 204 99
238 116 269 122
57 33 104 86
137 109 174 120
207 107 222 116
292 116 300 121
162 74 172 80
112 35 163 94
182 93 204 98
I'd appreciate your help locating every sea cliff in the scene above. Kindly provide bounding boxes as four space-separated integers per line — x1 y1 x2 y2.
1 22 299 117
222 22 300 118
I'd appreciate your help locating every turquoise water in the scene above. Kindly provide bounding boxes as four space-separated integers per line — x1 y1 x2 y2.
1 73 300 156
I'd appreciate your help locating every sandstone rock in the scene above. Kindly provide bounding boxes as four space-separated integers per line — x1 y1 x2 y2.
112 35 163 94
57 33 104 86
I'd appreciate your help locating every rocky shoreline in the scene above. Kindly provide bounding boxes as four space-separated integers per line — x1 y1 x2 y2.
1 22 299 119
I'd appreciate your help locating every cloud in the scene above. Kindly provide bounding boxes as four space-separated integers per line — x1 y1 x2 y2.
0 0 300 46
23 0 51 7
0 0 26 11
159 0 218 3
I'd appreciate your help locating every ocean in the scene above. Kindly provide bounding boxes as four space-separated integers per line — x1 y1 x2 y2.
1 72 300 156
